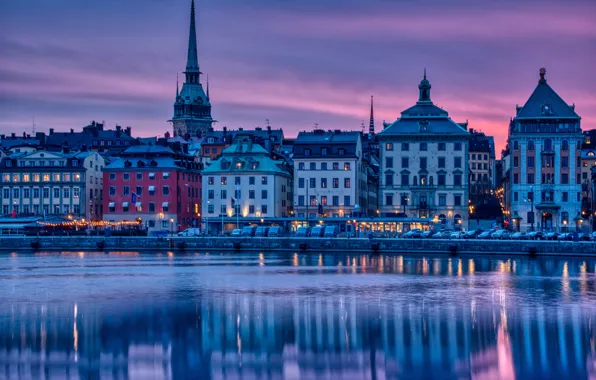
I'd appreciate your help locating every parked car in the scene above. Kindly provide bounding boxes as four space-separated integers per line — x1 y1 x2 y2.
477 230 495 239
231 229 242 237
268 226 283 237
254 226 269 237
310 225 325 237
450 231 464 239
177 228 202 237
295 226 311 237
510 232 527 240
527 231 544 240
241 226 257 237
463 230 481 239
323 226 338 237
491 230 511 240
543 232 558 240
558 232 574 241
431 231 444 239
578 233 591 241
591 232 596 241
403 229 423 238
421 230 434 238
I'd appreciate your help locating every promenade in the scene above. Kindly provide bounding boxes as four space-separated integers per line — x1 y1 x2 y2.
2 236 596 256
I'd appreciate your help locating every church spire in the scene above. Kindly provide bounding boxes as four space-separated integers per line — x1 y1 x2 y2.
206 74 210 101
368 95 375 137
176 73 180 98
185 0 200 84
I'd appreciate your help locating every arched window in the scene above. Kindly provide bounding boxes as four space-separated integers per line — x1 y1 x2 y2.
454 214 462 226
439 214 447 225
588 151 595 157
544 139 553 152
561 140 569 151
527 140 535 151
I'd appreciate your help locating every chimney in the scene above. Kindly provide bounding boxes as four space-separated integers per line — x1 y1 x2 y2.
223 126 227 135
49 128 54 135
70 129 74 133
164 131 171 139
23 132 26 138
125 127 131 136
115 125 121 137
267 126 271 133
11 133 16 138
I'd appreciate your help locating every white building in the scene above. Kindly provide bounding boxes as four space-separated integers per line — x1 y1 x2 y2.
292 130 370 219
507 68 583 232
0 150 104 220
201 136 292 233
378 73 470 229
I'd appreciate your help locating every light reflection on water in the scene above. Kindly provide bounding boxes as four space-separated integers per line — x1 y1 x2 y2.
0 252 596 380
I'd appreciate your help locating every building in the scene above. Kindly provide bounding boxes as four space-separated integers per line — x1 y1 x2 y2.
199 126 283 163
170 0 214 138
293 130 369 219
580 146 596 225
468 129 494 201
378 72 470 229
45 121 137 153
102 145 201 233
0 149 104 220
201 135 292 234
507 68 583 232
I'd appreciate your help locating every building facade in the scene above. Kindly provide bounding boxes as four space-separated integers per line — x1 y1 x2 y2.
0 150 104 220
102 145 201 233
378 73 470 228
507 68 583 232
201 136 292 234
468 130 493 201
170 0 214 138
293 130 369 219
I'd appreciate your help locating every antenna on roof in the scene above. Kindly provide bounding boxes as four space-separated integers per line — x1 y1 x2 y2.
361 121 365 133
313 123 319 130
265 119 270 127
32 116 35 134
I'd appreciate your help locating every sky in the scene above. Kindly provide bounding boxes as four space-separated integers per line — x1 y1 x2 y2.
1 0 595 154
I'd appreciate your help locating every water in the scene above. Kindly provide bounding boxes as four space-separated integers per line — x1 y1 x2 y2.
1 252 596 380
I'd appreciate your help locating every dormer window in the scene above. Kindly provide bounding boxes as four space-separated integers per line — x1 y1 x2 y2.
321 148 328 156
304 149 311 156
208 137 215 143
338 148 345 156
541 104 552 115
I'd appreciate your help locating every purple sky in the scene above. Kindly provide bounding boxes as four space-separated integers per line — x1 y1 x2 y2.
1 0 595 153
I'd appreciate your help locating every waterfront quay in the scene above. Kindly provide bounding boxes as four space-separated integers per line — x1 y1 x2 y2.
2 236 596 256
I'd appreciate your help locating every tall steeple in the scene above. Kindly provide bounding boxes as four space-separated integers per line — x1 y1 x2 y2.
175 73 179 99
185 0 201 83
368 95 375 138
418 69 432 103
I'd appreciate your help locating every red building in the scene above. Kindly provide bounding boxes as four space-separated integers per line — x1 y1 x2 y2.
103 145 201 234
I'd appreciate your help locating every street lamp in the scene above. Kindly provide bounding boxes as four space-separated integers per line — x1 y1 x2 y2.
170 217 174 238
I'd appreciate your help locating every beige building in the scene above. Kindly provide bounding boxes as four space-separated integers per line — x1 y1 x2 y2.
0 150 104 220
378 73 470 228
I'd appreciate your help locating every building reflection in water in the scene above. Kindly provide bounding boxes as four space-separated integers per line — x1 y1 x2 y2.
0 254 595 379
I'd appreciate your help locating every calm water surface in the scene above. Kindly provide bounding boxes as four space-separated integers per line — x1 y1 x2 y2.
1 251 596 380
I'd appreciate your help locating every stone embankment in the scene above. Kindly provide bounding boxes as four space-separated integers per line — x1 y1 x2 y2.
1 236 595 256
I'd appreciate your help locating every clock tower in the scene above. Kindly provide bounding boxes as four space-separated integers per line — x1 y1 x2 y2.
169 0 214 137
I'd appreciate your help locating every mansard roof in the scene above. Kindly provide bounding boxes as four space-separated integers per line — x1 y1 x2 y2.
515 68 579 120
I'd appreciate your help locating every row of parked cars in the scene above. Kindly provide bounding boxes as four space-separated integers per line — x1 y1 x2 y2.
401 228 596 241
228 225 339 238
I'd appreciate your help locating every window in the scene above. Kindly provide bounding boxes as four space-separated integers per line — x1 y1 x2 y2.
454 174 462 186
13 188 19 198
249 176 255 185
162 186 170 195
149 202 155 212
402 143 409 151
261 176 268 185
513 157 519 167
310 162 316 170
43 174 50 182
221 176 227 185
561 157 568 168
23 174 30 182
344 163 350 171
472 154 476 160
298 196 305 206
386 194 393 206
136 186 143 196
343 196 351 206
438 174 446 186
420 142 427 151
454 157 462 168
385 174 393 186
544 139 553 152
420 157 427 170
33 188 40 198
338 149 345 156
439 194 446 206
304 149 311 156
261 190 268 199
386 143 394 151
310 196 317 206
333 178 339 188
298 163 305 170
321 148 328 156
561 173 569 184
562 192 568 202
208 177 214 185
513 141 519 150
298 178 305 188
438 157 445 168
136 173 143 180
235 189 241 199
149 172 155 180
208 190 214 199
249 190 255 199
260 205 267 214
163 172 170 179
386 157 393 168
123 173 130 180
221 190 227 199
527 174 535 184
438 143 446 151
235 177 241 185
309 178 316 188
401 175 409 186
454 143 462 151
332 196 339 206
402 157 409 168
513 192 519 202
123 186 130 196
320 196 327 206
454 194 462 206
321 163 327 170
333 162 339 170
513 173 519 184
527 156 535 168
321 178 327 188
24 188 30 198
562 140 569 151
527 140 535 151
344 178 351 188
